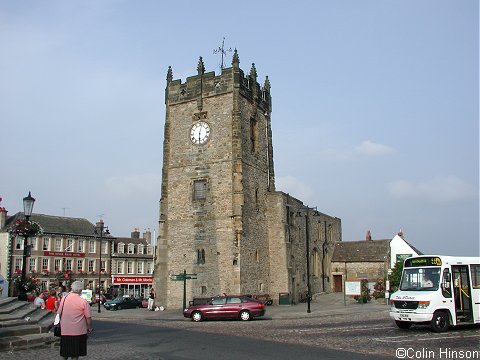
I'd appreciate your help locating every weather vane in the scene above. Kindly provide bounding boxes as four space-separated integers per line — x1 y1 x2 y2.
213 37 232 70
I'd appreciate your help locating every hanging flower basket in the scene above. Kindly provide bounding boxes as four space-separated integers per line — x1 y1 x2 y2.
12 274 39 293
10 219 42 238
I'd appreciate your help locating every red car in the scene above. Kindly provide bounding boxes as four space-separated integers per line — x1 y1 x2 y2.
183 295 266 322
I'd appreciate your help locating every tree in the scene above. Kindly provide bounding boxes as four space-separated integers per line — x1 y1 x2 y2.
389 261 404 291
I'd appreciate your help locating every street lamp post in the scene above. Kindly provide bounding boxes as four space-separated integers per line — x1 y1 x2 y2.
95 220 109 313
19 192 35 301
297 206 320 313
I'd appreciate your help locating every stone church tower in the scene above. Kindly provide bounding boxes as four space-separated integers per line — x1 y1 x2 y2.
155 51 342 308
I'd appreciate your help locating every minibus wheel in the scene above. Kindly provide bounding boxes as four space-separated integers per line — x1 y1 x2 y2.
431 311 449 332
395 320 412 329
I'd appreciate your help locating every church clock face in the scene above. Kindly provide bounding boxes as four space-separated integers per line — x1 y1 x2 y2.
190 121 210 145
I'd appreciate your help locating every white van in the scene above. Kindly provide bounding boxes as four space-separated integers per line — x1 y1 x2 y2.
390 255 480 332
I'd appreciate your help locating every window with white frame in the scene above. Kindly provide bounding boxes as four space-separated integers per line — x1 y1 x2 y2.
65 259 72 271
29 258 36 272
55 238 62 251
147 246 153 255
66 239 74 252
100 260 106 272
42 258 49 272
101 241 107 254
146 262 153 274
42 238 49 251
15 258 22 272
117 261 124 274
30 237 37 251
137 262 144 274
127 261 134 274
88 260 94 272
128 244 135 254
15 237 23 250
138 245 144 254
77 259 84 272
118 243 125 254
77 239 84 253
89 240 95 253
54 258 61 272
41 281 48 290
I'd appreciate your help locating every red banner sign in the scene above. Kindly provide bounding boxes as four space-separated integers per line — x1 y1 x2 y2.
44 251 85 258
111 276 152 284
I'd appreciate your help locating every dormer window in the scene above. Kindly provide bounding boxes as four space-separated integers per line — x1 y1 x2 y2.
118 243 125 254
138 245 144 254
128 244 135 254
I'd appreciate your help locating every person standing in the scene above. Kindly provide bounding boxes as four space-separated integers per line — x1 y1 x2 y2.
148 288 155 311
58 285 69 297
58 281 93 360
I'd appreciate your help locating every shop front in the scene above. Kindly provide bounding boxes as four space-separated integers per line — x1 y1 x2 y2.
110 275 152 298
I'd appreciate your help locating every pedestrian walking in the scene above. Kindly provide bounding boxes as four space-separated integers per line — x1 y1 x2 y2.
57 280 93 360
148 288 155 311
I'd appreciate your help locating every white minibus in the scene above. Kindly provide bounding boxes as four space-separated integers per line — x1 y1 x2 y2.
390 255 480 332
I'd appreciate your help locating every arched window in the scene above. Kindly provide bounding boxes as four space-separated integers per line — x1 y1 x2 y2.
312 249 319 277
197 249 205 265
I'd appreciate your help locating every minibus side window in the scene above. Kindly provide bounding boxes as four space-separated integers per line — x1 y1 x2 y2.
441 269 452 298
471 265 480 289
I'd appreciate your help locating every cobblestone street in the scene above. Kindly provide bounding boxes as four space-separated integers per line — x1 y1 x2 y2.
2 294 479 360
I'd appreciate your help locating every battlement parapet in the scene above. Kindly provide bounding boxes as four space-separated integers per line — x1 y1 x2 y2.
165 56 271 112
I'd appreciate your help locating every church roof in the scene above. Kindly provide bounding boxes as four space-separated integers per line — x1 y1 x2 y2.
332 239 390 262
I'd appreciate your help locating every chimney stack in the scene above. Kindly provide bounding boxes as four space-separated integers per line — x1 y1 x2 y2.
366 230 372 241
143 228 152 244
0 197 7 229
131 228 140 239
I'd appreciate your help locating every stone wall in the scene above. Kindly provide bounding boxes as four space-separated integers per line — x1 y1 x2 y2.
331 261 387 281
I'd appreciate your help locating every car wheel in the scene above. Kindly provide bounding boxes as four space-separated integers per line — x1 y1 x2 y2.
239 310 251 321
192 311 203 322
431 311 449 332
117 305 122 310
395 320 412 329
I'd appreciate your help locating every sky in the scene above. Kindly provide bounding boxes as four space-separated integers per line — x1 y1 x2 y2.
0 0 478 256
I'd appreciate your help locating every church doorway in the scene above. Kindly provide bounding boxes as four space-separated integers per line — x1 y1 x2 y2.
333 275 343 292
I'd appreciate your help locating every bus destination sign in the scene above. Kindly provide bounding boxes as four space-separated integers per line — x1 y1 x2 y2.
405 257 442 268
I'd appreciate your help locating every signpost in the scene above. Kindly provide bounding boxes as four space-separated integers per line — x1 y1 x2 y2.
170 269 197 310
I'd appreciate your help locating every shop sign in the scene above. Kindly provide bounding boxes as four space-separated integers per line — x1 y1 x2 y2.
111 276 152 284
44 251 85 258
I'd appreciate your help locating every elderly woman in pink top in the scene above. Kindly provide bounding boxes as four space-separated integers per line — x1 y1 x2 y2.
57 281 93 360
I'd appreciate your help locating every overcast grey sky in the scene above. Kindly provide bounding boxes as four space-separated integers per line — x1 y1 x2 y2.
1 0 478 256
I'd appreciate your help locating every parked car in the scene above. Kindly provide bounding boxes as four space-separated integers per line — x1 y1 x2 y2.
183 295 266 322
104 296 142 310
92 294 106 304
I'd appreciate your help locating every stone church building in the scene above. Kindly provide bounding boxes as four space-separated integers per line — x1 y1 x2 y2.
154 51 341 308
